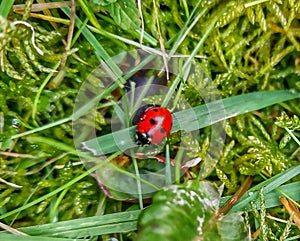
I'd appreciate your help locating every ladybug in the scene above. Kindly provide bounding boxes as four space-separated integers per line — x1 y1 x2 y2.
132 105 173 146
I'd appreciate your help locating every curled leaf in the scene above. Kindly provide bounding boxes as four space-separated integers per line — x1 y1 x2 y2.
137 181 250 241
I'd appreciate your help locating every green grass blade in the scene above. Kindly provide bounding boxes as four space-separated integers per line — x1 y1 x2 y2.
11 117 72 139
161 4 228 108
220 165 300 213
61 7 123 80
18 210 140 237
76 0 101 29
0 234 77 241
0 0 14 17
83 90 300 155
173 90 300 130
257 181 300 209
32 62 61 125
167 1 203 57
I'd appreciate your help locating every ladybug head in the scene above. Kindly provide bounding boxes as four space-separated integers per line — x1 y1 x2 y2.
136 132 152 146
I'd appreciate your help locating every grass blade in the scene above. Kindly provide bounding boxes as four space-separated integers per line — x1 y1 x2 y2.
76 0 101 29
83 90 300 155
62 7 123 80
0 0 14 17
221 165 300 213
18 210 140 238
0 234 78 241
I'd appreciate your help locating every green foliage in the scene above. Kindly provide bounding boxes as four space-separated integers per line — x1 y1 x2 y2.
0 16 62 80
217 112 299 193
97 0 141 30
0 0 299 240
0 0 14 18
249 189 295 241
275 112 300 131
137 181 250 241
0 210 140 240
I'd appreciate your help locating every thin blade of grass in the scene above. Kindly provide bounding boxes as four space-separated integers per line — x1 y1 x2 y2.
221 165 300 213
11 117 72 139
167 0 203 58
61 7 123 82
0 0 14 17
83 90 300 155
76 0 101 29
162 4 229 108
18 210 140 237
225 181 300 212
0 234 78 241
50 221 137 238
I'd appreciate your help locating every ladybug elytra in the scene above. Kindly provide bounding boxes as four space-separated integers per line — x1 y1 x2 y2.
132 105 172 146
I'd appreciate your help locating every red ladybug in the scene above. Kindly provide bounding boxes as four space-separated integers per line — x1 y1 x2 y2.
132 105 173 146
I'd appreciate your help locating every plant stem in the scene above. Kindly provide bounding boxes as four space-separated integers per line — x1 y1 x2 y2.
218 176 254 216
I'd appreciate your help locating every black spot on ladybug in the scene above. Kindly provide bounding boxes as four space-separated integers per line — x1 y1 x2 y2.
160 128 166 133
134 105 172 146
149 118 156 125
